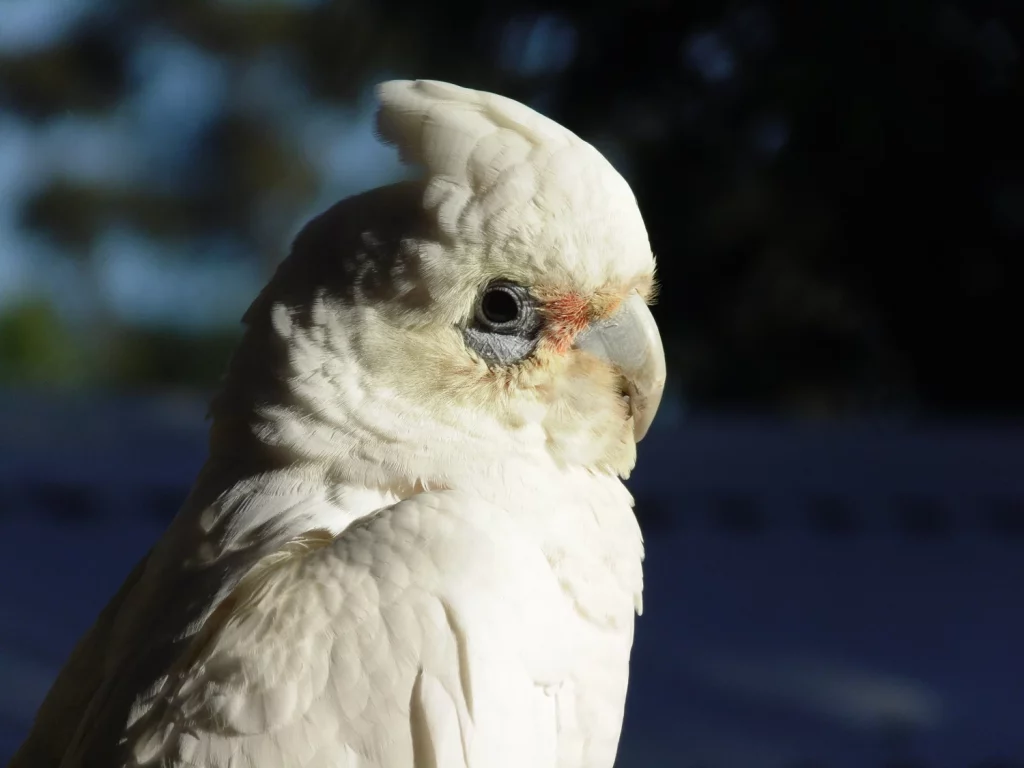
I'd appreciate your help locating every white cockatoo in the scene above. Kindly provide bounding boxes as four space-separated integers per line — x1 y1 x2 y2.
11 80 665 768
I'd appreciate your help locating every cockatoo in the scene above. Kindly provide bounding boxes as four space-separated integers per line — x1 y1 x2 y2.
11 79 665 768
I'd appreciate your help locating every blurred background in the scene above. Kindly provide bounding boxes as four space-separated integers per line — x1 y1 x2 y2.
0 0 1022 766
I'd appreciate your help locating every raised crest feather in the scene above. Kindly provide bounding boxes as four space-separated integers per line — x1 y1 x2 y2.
374 79 578 186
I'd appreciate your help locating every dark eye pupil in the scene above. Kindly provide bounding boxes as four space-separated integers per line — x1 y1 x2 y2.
480 288 520 325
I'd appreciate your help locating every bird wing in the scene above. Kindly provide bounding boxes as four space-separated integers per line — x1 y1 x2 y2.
53 491 571 768
8 480 370 768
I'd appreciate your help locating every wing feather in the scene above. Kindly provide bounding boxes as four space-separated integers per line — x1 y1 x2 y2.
55 491 568 768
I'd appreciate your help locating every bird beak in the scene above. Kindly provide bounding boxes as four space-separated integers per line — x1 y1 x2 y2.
574 291 666 441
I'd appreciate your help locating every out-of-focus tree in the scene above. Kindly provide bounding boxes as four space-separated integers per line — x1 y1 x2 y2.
0 0 1020 417
0 300 87 384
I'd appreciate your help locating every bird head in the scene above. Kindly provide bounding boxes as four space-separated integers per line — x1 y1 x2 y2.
215 80 664 487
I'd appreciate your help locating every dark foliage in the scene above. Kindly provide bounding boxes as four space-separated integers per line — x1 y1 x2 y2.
1 0 1020 416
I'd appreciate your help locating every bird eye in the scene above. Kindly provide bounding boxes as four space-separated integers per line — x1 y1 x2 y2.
475 282 526 332
463 281 541 365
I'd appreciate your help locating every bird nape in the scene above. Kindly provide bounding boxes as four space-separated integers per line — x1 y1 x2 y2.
11 79 665 768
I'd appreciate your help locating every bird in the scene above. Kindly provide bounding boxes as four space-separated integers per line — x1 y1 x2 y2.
10 79 665 768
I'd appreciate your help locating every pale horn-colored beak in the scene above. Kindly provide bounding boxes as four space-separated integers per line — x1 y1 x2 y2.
573 291 666 441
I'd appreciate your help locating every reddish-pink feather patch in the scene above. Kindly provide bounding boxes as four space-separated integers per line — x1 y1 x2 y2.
543 292 591 353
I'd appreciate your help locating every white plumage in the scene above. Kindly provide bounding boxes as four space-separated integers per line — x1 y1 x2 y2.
11 80 665 768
